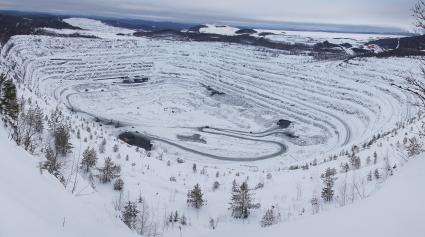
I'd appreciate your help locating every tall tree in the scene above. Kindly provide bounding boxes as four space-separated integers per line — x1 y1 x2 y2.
54 123 72 156
81 146 97 172
122 201 139 230
321 168 337 202
187 184 205 209
229 181 259 219
96 157 121 183
0 77 18 122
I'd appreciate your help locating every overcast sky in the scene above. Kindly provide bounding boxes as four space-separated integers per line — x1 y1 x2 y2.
0 0 417 29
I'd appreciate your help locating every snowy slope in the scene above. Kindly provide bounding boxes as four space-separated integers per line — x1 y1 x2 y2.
0 126 133 237
198 156 425 237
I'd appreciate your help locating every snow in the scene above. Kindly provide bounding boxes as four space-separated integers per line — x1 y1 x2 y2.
198 155 425 237
43 18 136 40
198 24 240 36
2 33 419 163
0 17 424 237
64 18 135 35
0 125 133 237
258 30 406 46
195 23 406 46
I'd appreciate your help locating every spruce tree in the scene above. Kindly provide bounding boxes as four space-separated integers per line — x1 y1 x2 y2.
187 184 205 209
229 181 259 219
81 147 97 172
54 123 72 156
114 178 124 191
122 201 139 229
0 78 18 121
96 157 121 183
321 168 337 202
42 146 64 182
260 206 279 227
99 138 106 153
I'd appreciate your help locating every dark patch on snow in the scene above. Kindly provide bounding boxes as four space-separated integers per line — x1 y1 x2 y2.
122 76 149 84
188 24 207 33
177 134 207 144
235 29 257 34
0 12 79 44
258 32 277 37
277 119 291 128
119 132 153 151
201 84 225 96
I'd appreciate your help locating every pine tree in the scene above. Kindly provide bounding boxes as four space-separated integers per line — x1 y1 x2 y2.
0 77 18 122
99 138 106 153
349 155 361 169
113 144 119 152
114 178 124 191
47 107 64 133
96 157 121 183
373 151 378 164
81 147 97 172
173 211 179 222
321 168 337 202
180 215 187 226
122 201 139 229
187 184 205 209
367 170 373 181
374 169 380 179
13 103 44 152
407 137 422 157
260 206 279 227
42 146 63 182
229 181 259 219
54 123 72 156
212 181 220 191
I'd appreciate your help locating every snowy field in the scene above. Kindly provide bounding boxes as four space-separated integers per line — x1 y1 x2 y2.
196 24 407 46
1 18 423 236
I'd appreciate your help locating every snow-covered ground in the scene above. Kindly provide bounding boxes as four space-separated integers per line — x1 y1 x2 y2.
0 18 424 237
195 24 407 46
0 123 133 237
2 33 419 163
198 155 425 237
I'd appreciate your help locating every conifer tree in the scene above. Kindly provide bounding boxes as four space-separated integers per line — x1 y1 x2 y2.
321 167 337 202
81 146 97 172
187 184 205 209
229 181 259 219
260 206 280 227
0 77 18 121
96 157 121 183
122 201 139 229
54 123 72 156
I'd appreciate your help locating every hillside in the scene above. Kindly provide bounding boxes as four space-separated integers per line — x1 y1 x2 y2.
0 126 133 237
198 155 425 237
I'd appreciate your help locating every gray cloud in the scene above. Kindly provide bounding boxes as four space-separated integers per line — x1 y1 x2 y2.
0 0 417 29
